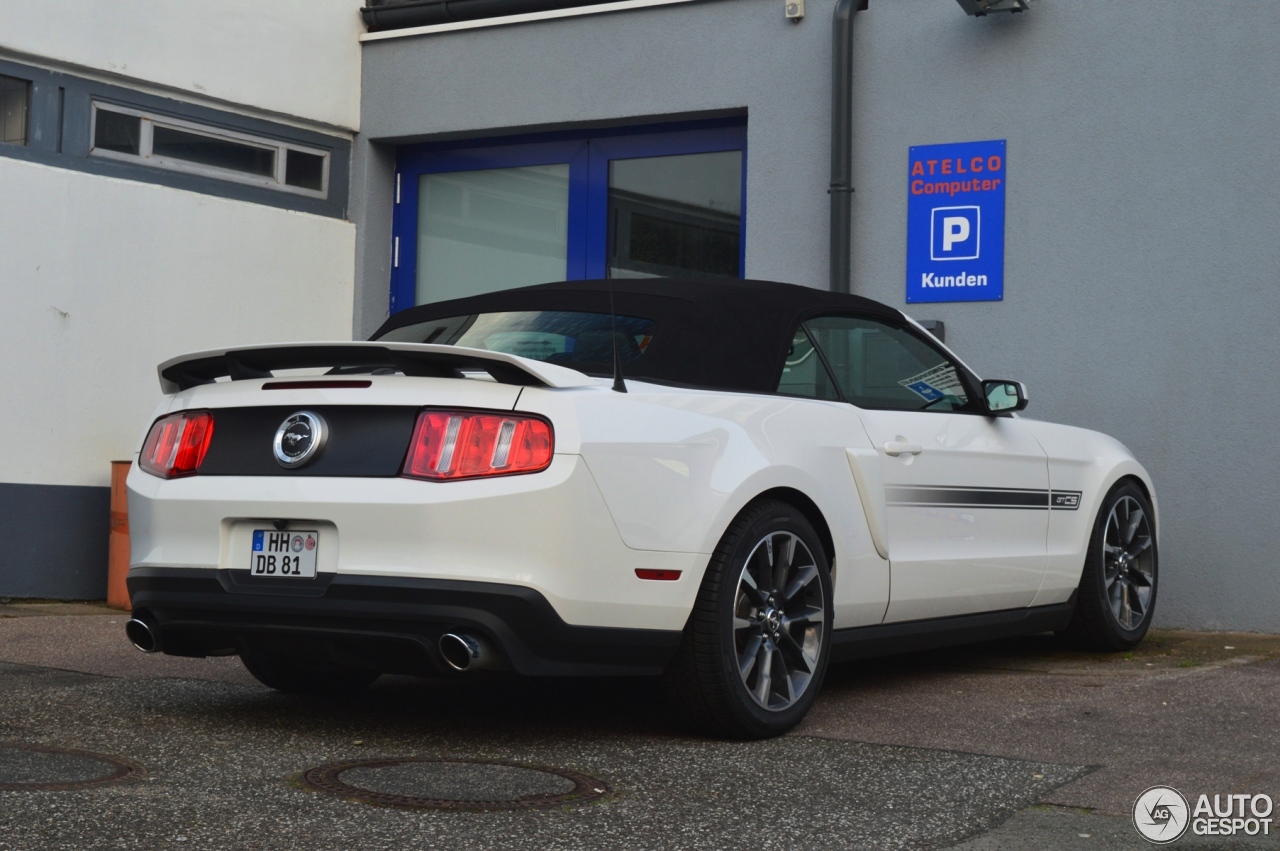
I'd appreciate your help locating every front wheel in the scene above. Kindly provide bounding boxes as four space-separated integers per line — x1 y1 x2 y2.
1064 481 1158 651
664 500 833 739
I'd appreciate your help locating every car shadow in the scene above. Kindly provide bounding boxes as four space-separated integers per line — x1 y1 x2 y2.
818 632 1099 689
174 633 1123 742
216 671 680 741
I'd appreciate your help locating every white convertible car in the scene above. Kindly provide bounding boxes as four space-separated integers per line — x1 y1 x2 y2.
125 279 1157 737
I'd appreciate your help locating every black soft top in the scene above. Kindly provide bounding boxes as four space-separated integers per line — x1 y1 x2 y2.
371 278 905 394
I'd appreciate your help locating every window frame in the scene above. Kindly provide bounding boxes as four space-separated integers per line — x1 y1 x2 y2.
791 312 986 415
89 102 331 198
391 119 747 313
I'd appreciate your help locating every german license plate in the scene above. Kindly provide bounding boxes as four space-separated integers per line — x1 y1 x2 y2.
250 529 319 578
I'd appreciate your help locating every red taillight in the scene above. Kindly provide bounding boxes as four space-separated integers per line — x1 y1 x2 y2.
402 410 553 481
139 411 215 479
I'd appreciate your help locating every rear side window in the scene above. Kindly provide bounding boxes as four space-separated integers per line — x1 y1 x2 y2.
806 316 972 412
376 310 656 373
776 326 840 401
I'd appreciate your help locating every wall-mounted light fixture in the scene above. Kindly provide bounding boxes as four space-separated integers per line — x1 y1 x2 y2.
954 0 1031 15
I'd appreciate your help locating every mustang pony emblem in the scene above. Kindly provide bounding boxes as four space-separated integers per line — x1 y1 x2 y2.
273 411 327 468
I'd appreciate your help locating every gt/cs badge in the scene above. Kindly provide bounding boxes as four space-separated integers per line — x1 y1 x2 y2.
1051 491 1082 510
273 411 327 468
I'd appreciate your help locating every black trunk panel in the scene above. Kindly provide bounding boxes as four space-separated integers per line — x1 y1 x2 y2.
198 406 419 477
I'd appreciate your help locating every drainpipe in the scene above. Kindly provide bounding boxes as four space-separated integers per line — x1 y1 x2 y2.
830 0 867 293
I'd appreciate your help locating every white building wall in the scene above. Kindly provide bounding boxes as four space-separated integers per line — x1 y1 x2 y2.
0 157 356 488
0 2 362 597
0 0 363 129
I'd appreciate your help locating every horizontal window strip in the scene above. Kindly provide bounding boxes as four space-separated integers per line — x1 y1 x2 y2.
360 0 699 41
90 103 332 199
0 56 350 219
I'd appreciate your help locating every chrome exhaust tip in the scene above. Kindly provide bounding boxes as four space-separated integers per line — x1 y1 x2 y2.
439 632 487 672
125 618 161 653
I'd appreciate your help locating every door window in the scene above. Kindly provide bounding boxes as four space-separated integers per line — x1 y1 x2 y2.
806 316 973 412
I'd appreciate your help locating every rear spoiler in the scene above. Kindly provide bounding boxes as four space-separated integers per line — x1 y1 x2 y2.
156 342 597 394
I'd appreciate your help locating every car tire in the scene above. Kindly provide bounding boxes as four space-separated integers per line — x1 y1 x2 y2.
664 499 833 739
240 651 380 696
1063 480 1158 651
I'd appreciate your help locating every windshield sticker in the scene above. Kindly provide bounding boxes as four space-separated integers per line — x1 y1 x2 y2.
899 364 966 402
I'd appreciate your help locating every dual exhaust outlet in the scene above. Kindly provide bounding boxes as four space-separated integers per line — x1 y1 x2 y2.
126 618 495 674
125 617 161 653
437 632 495 672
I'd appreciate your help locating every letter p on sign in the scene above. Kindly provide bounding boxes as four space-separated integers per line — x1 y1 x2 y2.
931 206 980 261
943 217 969 251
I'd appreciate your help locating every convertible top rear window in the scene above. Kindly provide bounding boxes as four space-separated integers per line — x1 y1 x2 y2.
377 310 656 373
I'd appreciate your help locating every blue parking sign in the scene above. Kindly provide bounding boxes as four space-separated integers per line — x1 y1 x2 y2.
906 140 1006 303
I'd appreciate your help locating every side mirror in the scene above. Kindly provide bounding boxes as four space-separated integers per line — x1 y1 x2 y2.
982 380 1028 414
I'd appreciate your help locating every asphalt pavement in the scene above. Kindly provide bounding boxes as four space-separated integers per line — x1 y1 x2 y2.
0 602 1277 850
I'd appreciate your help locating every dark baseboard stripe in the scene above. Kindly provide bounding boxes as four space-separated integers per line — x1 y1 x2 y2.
0 482 109 599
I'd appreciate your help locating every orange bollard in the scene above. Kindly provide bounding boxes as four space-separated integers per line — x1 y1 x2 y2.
107 460 132 610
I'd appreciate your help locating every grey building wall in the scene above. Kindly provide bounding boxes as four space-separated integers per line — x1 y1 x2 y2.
355 0 1280 631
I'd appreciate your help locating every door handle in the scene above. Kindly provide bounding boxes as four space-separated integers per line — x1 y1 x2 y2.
883 441 923 457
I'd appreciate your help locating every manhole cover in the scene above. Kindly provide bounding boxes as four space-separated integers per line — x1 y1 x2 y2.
301 757 609 811
0 743 142 791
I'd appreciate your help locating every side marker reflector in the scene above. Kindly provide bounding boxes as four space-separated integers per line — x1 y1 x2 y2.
635 569 682 581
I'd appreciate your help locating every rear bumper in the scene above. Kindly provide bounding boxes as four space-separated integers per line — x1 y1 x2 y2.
126 454 705 632
128 567 682 677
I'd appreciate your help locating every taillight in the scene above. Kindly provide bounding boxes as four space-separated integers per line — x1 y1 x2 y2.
139 411 215 479
402 410 553 481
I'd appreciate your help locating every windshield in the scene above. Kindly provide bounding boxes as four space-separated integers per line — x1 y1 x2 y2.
376 310 657 373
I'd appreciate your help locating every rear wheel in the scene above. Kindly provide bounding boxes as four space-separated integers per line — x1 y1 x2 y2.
1064 481 1158 651
664 500 833 739
241 651 380 695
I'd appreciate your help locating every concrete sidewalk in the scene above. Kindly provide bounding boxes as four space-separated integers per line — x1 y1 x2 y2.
1 605 1277 849
801 630 1280 848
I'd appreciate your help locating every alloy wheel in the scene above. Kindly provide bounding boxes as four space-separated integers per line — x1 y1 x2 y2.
732 531 826 711
1103 495 1155 630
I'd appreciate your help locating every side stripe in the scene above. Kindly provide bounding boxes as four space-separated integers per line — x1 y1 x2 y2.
887 486 1046 510
885 486 1085 511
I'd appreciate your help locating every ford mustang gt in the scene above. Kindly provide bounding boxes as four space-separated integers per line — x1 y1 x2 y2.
124 279 1158 738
